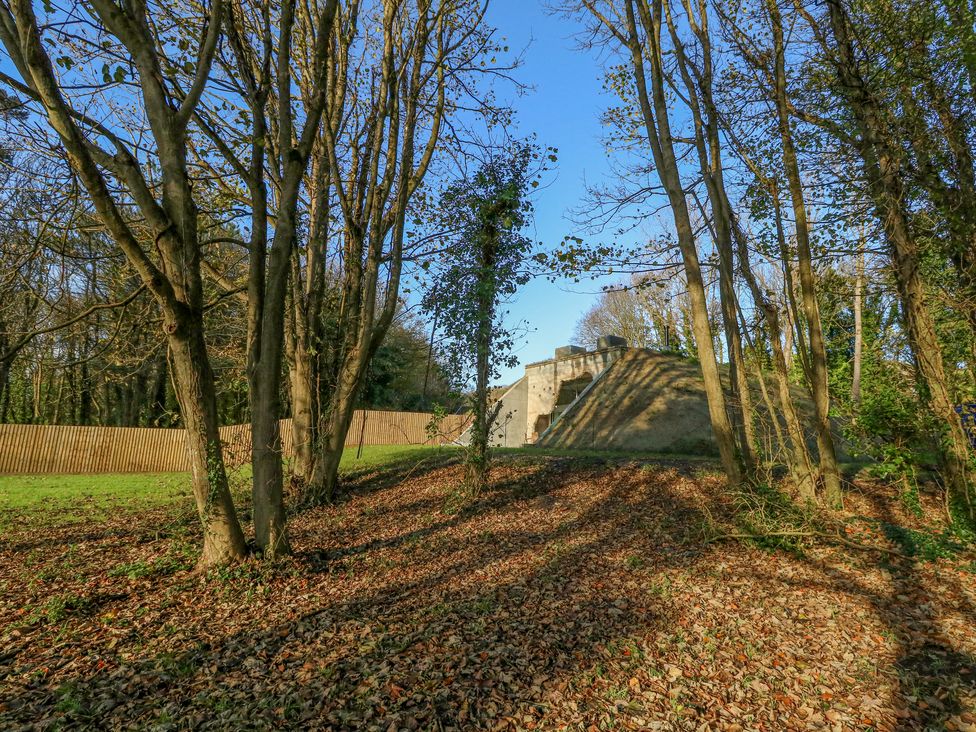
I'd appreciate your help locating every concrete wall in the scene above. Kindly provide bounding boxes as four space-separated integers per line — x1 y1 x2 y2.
459 345 846 458
456 346 626 448
537 349 719 454
456 376 529 448
523 347 625 443
491 376 529 447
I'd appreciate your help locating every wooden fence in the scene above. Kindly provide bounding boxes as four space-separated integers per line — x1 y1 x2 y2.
0 410 469 475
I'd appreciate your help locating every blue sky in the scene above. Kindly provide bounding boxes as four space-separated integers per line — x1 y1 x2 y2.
6 0 627 387
483 0 621 382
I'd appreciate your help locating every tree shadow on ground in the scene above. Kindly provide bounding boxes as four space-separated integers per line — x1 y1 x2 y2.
0 504 198 556
3 455 974 730
729 481 976 731
857 488 975 730
2 456 717 730
334 447 465 497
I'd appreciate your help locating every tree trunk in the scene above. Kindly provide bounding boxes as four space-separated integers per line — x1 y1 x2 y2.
289 317 318 482
249 364 290 557
288 236 323 484
667 0 759 475
297 0 447 502
311 350 368 502
767 0 843 506
622 0 743 485
313 413 348 504
0 358 9 423
750 350 786 463
467 225 498 495
719 248 758 475
168 313 249 566
827 0 974 519
852 240 864 407
248 207 296 558
731 219 818 499
149 348 168 426
231 0 340 557
2 0 251 562
466 330 492 493
881 204 974 518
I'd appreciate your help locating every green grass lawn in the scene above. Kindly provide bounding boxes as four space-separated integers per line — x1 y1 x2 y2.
0 472 192 528
0 444 706 520
336 443 453 471
2 440 717 534
0 443 727 530
0 444 452 528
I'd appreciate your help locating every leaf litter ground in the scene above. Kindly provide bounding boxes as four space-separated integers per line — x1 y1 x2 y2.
1 452 975 730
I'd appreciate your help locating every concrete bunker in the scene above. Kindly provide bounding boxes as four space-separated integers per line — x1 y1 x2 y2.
533 371 594 438
459 333 825 456
458 336 628 447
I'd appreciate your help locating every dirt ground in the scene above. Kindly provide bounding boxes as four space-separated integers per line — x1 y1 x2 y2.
1 452 975 731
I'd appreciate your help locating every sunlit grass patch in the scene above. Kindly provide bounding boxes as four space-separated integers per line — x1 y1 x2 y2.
0 444 457 529
337 443 455 472
0 472 191 529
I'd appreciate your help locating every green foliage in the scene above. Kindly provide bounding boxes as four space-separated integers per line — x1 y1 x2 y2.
54 684 86 716
424 404 449 445
878 522 970 562
29 593 94 625
422 140 551 491
357 313 455 412
156 651 200 679
422 140 547 391
948 497 976 539
624 555 645 570
108 548 194 580
726 482 817 555
534 236 629 283
817 264 945 504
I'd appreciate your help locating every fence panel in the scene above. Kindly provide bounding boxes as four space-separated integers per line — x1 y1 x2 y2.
0 410 469 475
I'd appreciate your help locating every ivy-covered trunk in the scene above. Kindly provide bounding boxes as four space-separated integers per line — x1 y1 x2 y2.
466 221 499 495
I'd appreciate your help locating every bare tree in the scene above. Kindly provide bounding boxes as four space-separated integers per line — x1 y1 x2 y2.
194 0 341 556
713 0 852 501
662 0 759 473
0 0 248 564
298 0 499 502
569 0 744 485
573 274 687 351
